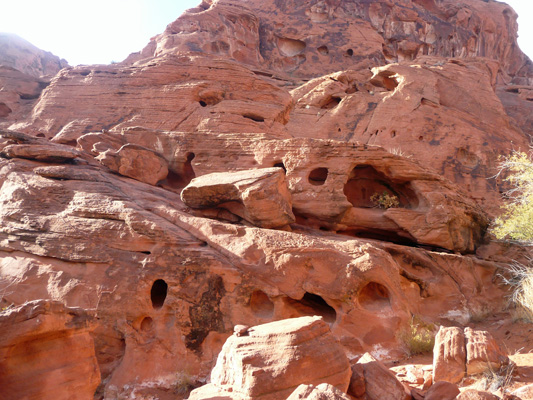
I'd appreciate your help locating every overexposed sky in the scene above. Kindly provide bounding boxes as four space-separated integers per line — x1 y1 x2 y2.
1 0 200 65
0 0 531 66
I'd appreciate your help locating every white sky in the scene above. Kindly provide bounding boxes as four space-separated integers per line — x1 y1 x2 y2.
0 0 531 66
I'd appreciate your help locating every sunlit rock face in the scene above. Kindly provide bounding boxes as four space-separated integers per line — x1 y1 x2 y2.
1 0 532 398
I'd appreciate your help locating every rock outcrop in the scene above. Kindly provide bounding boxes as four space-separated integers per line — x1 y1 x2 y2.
0 300 100 400
188 317 351 400
433 326 510 384
355 353 411 400
0 34 67 130
181 167 295 229
0 0 532 398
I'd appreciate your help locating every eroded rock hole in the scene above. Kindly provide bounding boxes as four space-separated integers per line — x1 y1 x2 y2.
287 292 336 323
250 290 274 318
277 37 306 57
358 282 391 311
317 45 329 55
150 279 168 309
321 96 342 109
308 167 328 186
199 100 207 107
243 113 265 122
140 317 153 331
346 49 354 56
184 152 196 182
273 162 287 173
343 165 418 208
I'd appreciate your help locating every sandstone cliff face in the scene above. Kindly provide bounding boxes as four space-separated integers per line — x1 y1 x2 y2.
0 33 68 79
0 0 532 399
0 34 67 131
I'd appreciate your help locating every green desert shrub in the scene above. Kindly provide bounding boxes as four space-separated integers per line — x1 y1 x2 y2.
370 191 400 209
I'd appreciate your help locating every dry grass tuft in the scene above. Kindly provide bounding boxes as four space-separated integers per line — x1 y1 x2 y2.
398 316 437 357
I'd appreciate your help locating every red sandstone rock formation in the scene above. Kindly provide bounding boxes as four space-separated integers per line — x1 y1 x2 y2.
0 34 67 130
0 0 532 399
0 300 100 400
189 317 351 399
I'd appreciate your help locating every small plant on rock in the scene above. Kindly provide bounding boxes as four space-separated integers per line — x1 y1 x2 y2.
499 258 533 323
398 316 436 357
370 191 400 209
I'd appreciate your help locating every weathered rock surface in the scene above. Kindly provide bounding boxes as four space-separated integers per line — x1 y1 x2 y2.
96 144 169 185
356 353 411 400
0 0 532 398
424 380 461 400
456 389 500 400
433 326 510 384
188 317 351 400
0 300 100 400
286 383 352 400
133 0 531 82
181 167 295 229
11 54 293 138
512 384 533 399
77 128 488 253
0 131 511 397
0 33 67 78
0 34 67 130
433 326 467 384
465 327 510 376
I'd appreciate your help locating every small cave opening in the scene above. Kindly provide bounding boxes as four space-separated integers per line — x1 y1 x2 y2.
338 228 418 247
273 161 287 173
184 152 196 182
250 290 275 318
199 100 207 107
158 153 196 190
321 96 342 109
243 113 265 123
308 167 328 186
343 165 418 209
317 45 329 55
358 282 391 311
277 37 306 57
150 279 168 309
286 292 337 323
140 317 153 331
345 49 354 56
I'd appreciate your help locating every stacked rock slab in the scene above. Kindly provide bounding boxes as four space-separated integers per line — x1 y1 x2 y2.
433 326 510 384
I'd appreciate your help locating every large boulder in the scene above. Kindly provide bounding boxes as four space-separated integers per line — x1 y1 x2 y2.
356 353 411 400
433 327 510 384
424 381 461 400
465 327 510 376
181 167 295 229
188 316 351 400
433 327 467 384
